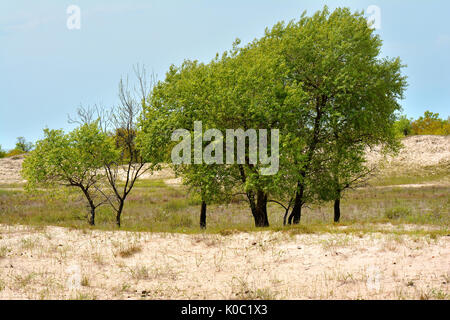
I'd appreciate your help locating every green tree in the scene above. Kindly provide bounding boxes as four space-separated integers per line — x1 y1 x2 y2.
394 115 412 137
411 111 449 135
15 137 34 152
70 66 155 227
139 43 287 227
312 138 376 223
22 122 117 225
268 7 407 224
138 6 407 228
138 60 239 228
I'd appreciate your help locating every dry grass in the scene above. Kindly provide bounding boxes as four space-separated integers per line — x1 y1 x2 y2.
0 224 448 300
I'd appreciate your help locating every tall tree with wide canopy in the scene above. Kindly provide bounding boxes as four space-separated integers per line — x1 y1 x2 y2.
262 7 407 224
138 6 407 228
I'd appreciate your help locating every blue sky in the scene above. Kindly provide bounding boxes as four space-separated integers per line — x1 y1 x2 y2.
1 0 449 150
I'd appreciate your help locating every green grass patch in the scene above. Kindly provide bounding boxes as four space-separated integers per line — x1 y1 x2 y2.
0 179 448 236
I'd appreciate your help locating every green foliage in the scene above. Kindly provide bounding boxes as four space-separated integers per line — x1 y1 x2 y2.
138 6 407 226
113 127 137 162
15 137 33 152
411 111 450 135
21 122 117 225
394 115 413 137
22 122 116 189
0 145 5 158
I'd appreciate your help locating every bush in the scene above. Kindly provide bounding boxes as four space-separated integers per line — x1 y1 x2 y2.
5 149 25 158
394 115 412 137
411 111 450 135
385 206 412 220
169 214 193 229
0 145 5 158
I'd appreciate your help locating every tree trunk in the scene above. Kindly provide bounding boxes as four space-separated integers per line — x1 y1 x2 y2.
89 206 95 226
334 198 341 223
200 200 207 229
116 201 124 228
288 182 304 225
80 186 96 226
288 99 324 225
253 191 269 227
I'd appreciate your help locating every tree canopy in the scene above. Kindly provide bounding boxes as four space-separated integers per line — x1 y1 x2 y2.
22 122 117 225
138 6 407 227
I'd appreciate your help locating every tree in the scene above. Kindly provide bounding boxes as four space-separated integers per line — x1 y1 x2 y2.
267 7 407 224
138 60 239 228
70 65 155 227
411 111 450 135
15 137 34 152
103 66 154 227
138 6 407 228
0 145 5 158
139 45 287 227
394 115 412 137
22 122 117 225
312 139 377 223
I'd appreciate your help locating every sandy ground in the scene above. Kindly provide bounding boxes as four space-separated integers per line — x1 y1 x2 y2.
365 135 450 168
0 155 26 184
0 224 448 300
0 155 179 186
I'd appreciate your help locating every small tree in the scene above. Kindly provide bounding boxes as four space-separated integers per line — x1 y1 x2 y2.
22 123 117 225
104 66 155 227
394 115 412 137
70 65 155 227
312 142 376 223
15 137 34 153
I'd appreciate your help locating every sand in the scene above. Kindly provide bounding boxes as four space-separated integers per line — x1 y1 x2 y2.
0 224 448 300
365 135 450 168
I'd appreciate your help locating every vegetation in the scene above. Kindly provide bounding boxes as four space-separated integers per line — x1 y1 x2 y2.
0 177 448 235
15 137 34 153
6 6 447 231
0 137 34 158
394 111 450 136
21 123 117 225
138 7 407 227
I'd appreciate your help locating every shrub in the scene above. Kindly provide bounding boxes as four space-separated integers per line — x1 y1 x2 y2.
5 149 25 157
385 206 412 220
393 115 412 137
169 214 193 229
411 111 450 135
